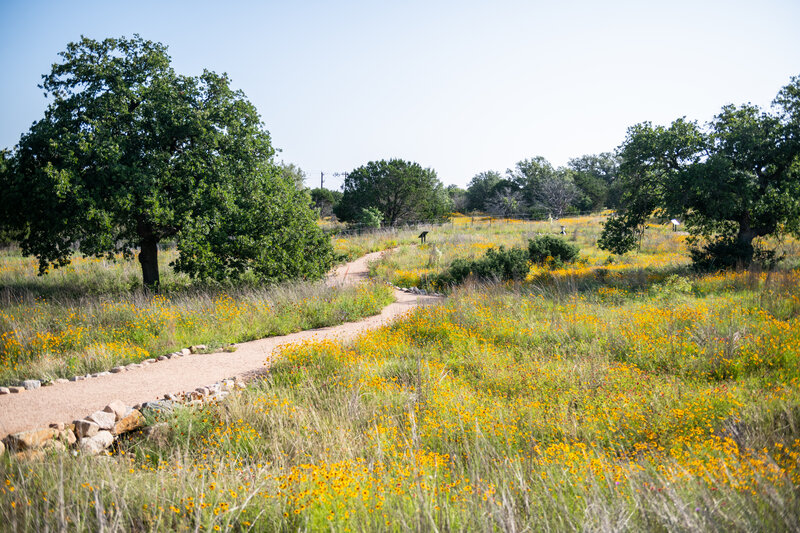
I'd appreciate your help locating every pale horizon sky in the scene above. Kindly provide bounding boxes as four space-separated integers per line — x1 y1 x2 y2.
1 0 799 190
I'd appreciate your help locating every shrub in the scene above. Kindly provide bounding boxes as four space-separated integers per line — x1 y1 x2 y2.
435 237 581 288
357 207 383 228
528 236 580 267
689 237 783 272
436 246 530 286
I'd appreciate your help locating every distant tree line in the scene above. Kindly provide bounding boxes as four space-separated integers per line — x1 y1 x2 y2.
461 153 621 219
304 153 620 228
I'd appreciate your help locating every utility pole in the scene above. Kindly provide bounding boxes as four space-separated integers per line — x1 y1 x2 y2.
320 171 324 189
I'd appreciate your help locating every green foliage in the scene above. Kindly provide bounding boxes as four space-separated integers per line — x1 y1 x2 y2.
535 169 580 218
600 75 800 268
507 156 555 208
650 274 693 299
568 152 621 209
440 246 530 286
465 170 503 212
0 35 331 288
434 235 582 287
527 235 580 267
688 236 784 272
357 206 383 228
571 171 607 212
445 184 468 213
597 213 645 255
465 154 618 218
172 182 333 283
334 159 451 225
277 161 307 189
309 187 342 218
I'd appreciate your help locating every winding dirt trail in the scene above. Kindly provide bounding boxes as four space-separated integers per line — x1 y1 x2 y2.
0 251 441 438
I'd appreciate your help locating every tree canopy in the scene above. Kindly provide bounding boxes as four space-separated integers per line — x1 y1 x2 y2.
334 159 451 225
465 171 503 212
568 152 621 210
0 35 332 289
310 187 342 219
465 156 612 218
598 75 800 268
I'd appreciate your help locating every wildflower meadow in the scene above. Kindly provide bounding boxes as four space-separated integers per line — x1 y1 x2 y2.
2 215 800 531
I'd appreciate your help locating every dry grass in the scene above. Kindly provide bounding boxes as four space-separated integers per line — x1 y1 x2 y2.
0 248 393 384
2 216 800 531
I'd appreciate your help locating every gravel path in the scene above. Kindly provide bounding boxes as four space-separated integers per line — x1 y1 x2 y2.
0 251 442 438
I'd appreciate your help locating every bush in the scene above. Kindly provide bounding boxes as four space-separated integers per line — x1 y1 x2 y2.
528 236 580 268
689 237 783 272
435 237 581 288
436 246 530 286
358 207 383 228
473 246 530 281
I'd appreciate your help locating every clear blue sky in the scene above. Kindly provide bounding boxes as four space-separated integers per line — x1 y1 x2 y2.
1 0 799 189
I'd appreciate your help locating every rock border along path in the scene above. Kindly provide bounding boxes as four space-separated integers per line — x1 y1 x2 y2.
0 250 442 440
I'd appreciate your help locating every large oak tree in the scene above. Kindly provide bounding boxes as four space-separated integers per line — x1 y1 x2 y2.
1 35 332 288
599 75 800 268
334 159 450 226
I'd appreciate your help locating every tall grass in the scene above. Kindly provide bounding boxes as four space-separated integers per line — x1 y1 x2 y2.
3 251 799 530
0 248 393 384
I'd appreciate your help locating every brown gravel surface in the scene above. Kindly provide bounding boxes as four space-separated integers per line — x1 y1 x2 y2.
0 251 442 438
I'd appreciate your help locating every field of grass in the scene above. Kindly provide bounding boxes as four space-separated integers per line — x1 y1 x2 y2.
0 249 394 384
2 216 800 531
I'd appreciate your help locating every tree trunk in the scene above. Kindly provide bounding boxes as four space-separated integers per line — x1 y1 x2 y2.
736 224 757 266
138 237 160 291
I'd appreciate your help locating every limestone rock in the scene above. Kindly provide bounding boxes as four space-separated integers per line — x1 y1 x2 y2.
0 387 9 394
60 429 77 446
143 358 156 363
22 379 41 390
103 400 128 421
113 410 144 435
74 419 100 439
49 422 65 431
110 366 125 374
4 428 58 451
180 348 191 356
9 386 24 393
0 440 4 456
78 431 114 455
141 400 174 413
13 449 44 461
70 375 85 381
86 410 116 430
186 391 203 401
190 344 207 354
54 378 69 384
157 355 169 361
42 439 66 452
